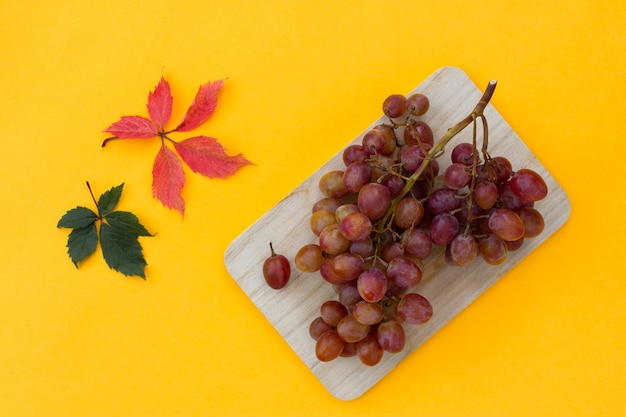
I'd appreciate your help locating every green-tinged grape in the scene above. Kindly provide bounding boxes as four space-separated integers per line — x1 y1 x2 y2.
377 320 406 353
337 314 370 343
315 330 345 362
319 223 351 255
397 293 433 325
356 334 384 366
352 300 384 325
310 210 336 236
319 170 349 198
295 244 324 272
312 197 342 214
263 243 291 290
334 203 359 224
330 252 365 281
320 300 348 327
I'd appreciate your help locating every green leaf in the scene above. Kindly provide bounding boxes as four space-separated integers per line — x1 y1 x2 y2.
97 183 124 215
66 224 98 266
99 222 148 279
57 206 98 229
104 210 152 237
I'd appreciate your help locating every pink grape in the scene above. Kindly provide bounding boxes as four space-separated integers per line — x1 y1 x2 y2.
377 320 406 353
474 181 499 210
343 161 372 193
449 234 478 266
404 120 434 146
451 142 474 165
356 334 384 366
510 168 548 201
393 196 424 229
401 228 432 259
357 183 391 220
383 94 408 118
357 267 388 303
444 163 471 190
407 93 429 116
488 208 525 241
386 256 422 288
430 213 459 246
340 212 373 242
397 293 433 324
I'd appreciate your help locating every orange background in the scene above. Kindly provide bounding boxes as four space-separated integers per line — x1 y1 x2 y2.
1 1 624 416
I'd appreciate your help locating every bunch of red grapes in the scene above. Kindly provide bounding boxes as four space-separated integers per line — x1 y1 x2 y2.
264 87 548 366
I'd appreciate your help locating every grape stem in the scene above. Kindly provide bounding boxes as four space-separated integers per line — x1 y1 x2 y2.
380 80 498 230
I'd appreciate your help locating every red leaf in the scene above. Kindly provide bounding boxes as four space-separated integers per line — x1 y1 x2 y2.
103 116 158 139
174 79 225 132
173 136 252 179
152 144 185 214
147 76 173 129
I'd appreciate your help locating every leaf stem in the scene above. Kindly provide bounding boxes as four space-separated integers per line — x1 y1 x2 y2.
85 181 101 218
101 136 118 147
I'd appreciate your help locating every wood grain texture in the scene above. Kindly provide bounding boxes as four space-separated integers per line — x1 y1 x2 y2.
224 67 571 400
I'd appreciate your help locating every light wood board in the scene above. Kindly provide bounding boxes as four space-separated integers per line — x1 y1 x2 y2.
224 66 571 400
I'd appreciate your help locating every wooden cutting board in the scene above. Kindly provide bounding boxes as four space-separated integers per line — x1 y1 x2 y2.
224 66 571 400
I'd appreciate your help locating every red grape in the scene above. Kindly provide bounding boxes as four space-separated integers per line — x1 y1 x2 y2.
262 243 291 290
